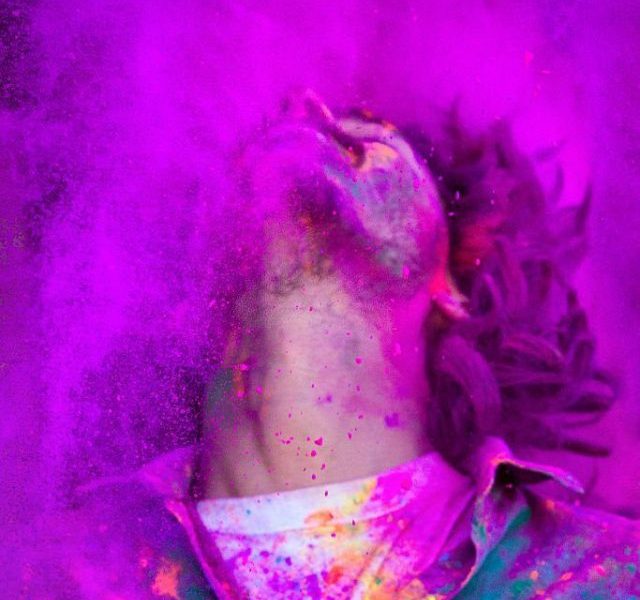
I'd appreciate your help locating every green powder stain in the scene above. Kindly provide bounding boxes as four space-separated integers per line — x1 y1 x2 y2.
457 507 533 599
474 521 488 545
510 579 534 598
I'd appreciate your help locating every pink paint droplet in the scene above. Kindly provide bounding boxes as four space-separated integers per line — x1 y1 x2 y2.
321 463 326 470
355 357 362 364
314 437 323 446
310 449 317 457
347 432 352 440
311 474 316 480
325 490 329 497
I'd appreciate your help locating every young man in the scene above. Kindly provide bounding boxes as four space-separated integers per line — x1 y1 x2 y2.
16 93 640 599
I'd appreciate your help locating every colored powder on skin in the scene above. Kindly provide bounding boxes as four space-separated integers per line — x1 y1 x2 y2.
384 412 400 428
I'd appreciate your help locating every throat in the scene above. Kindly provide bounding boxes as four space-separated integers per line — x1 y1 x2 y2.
199 355 431 498
199 282 432 498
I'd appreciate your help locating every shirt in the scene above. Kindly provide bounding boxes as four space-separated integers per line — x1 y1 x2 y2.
11 437 640 599
167 450 475 599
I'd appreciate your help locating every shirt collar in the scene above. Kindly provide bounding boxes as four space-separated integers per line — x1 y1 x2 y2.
472 436 584 497
129 436 584 500
454 436 584 592
79 437 584 596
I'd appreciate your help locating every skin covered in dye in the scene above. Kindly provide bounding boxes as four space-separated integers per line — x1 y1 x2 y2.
197 97 445 499
200 264 434 498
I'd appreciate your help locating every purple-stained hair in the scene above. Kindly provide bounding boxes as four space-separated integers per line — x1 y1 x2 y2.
404 113 615 472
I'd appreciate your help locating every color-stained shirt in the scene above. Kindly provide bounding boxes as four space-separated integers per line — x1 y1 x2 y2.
12 437 640 599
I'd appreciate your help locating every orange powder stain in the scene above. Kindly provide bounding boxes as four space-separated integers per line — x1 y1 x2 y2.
367 578 432 600
304 509 335 527
151 559 182 599
325 564 344 584
559 571 573 582
530 570 539 581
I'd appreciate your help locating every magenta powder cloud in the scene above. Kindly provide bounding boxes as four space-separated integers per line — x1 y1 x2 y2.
1 0 639 589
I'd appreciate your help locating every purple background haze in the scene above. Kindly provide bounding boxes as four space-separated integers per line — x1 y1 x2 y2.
2 0 640 556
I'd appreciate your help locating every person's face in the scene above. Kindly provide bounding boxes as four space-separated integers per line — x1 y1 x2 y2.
246 95 450 304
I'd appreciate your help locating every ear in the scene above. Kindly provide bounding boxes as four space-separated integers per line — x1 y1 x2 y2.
429 266 469 321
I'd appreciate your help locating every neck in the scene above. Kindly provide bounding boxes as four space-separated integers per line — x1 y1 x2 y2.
199 277 433 498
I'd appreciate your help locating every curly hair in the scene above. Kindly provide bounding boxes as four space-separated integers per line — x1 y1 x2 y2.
402 112 615 473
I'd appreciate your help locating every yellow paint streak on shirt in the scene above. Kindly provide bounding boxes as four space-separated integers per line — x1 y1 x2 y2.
343 479 376 515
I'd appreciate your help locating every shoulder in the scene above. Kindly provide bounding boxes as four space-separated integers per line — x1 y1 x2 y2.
11 479 213 599
460 490 640 599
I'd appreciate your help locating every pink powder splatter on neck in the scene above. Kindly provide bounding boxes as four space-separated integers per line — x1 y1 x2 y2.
384 412 400 428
